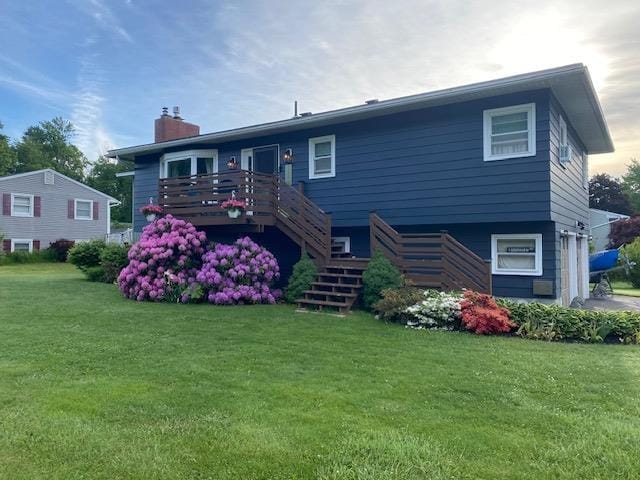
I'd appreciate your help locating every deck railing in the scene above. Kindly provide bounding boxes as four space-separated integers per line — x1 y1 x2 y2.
369 212 492 293
159 171 332 263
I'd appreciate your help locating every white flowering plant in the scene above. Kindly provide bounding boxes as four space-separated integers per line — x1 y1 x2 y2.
405 290 463 329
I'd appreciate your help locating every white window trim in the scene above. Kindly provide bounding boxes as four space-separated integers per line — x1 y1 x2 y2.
308 135 336 179
10 193 34 217
491 233 543 276
159 149 219 179
11 238 33 253
483 103 536 162
332 236 351 253
74 198 94 221
558 115 568 148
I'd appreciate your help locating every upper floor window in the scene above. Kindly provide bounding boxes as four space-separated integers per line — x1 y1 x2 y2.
308 135 335 179
483 103 536 161
491 233 542 276
11 193 33 217
75 199 93 220
160 150 218 178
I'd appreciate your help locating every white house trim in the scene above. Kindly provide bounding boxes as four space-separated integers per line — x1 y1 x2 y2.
10 238 33 253
159 149 218 178
10 193 34 217
74 198 94 221
483 103 536 162
308 135 336 179
491 233 543 276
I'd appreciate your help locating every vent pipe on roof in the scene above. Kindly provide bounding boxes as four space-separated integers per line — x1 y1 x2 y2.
365 98 379 104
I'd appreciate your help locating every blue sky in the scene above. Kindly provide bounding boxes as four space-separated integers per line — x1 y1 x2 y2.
1 0 638 175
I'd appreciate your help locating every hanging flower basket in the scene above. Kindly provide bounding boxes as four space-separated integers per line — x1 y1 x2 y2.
221 199 246 218
140 204 163 222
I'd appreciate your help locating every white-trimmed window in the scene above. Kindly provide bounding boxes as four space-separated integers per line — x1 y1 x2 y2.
558 115 568 149
11 239 33 253
11 193 33 217
160 149 218 178
75 199 93 220
308 135 335 179
483 103 536 161
332 236 351 254
491 234 542 276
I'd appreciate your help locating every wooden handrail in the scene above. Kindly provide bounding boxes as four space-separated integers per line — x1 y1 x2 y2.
158 171 332 264
369 212 491 293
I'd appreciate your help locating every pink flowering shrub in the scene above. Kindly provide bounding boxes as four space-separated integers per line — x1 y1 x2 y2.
196 237 281 304
118 214 207 301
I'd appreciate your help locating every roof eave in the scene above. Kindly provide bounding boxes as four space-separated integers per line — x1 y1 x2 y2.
107 63 614 159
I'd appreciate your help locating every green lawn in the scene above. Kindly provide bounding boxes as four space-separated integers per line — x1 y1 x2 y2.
1 264 640 479
611 280 640 297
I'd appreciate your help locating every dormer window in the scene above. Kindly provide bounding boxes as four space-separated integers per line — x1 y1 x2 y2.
160 150 218 178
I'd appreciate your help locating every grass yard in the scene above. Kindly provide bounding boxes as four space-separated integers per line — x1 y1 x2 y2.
1 264 640 479
611 280 640 297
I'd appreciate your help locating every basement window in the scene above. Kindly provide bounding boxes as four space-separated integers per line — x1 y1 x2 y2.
491 234 542 276
483 103 536 161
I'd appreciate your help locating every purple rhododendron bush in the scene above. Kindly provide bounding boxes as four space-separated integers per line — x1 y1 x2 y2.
118 215 281 304
197 237 281 304
118 214 207 301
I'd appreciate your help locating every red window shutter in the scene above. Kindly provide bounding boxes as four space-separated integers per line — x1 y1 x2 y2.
68 199 74 219
2 193 9 215
2 239 10 253
34 196 41 217
33 240 40 252
93 201 99 220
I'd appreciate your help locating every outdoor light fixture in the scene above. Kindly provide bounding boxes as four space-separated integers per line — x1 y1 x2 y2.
283 148 294 164
227 156 238 169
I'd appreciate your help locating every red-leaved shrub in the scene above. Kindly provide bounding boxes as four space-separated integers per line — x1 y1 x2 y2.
460 290 514 335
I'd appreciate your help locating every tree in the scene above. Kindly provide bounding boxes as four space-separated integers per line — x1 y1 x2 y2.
608 217 640 248
14 117 87 181
622 158 640 213
86 157 133 223
0 121 16 176
589 173 633 215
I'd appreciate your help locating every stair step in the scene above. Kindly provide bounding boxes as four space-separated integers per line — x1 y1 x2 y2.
318 272 363 279
303 290 358 298
324 265 365 271
296 298 351 308
311 281 361 289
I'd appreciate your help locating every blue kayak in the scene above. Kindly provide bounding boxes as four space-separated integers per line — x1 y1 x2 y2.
589 249 619 272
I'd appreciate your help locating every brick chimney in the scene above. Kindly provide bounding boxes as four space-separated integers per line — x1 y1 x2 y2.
154 106 200 143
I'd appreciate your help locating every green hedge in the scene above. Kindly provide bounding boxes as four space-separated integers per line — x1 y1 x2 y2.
498 299 640 344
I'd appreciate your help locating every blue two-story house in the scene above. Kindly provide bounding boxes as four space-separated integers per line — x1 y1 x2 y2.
108 64 613 310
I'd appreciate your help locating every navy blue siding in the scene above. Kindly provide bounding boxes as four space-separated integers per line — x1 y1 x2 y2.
335 221 556 299
128 88 597 300
548 95 590 298
133 89 553 231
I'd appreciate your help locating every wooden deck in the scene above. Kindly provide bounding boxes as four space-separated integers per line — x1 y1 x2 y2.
159 173 492 313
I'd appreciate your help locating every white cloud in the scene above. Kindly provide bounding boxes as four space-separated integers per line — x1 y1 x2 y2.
71 54 115 162
153 0 638 176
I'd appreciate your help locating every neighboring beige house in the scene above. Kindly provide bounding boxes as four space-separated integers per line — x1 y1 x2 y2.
0 169 119 253
589 208 630 252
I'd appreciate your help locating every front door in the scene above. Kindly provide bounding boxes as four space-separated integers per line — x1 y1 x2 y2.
241 145 279 174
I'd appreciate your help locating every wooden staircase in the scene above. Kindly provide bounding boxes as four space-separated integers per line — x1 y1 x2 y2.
296 258 368 315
